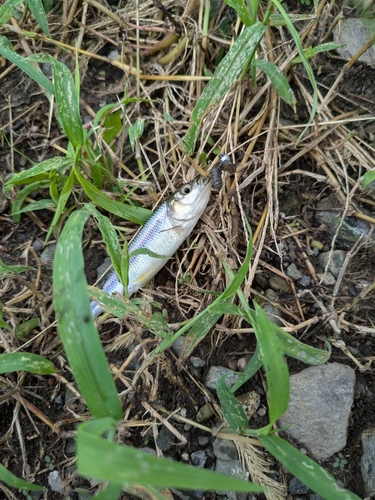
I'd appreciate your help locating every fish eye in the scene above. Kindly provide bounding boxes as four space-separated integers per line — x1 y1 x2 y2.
181 185 192 195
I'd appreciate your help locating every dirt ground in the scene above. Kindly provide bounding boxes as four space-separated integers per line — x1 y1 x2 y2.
1 0 375 499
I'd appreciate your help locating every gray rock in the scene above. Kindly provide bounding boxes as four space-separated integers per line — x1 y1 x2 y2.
156 425 176 452
48 470 62 493
171 335 186 356
265 288 278 301
278 363 355 460
191 356 206 368
309 494 324 500
196 403 214 423
333 18 375 67
263 304 284 326
204 366 239 390
269 275 292 294
286 263 303 280
361 429 375 496
316 272 336 286
289 477 309 494
40 243 57 266
216 458 249 500
198 436 210 446
315 195 375 248
32 239 44 252
299 275 311 287
65 440 75 455
191 450 207 468
212 438 238 461
318 250 346 278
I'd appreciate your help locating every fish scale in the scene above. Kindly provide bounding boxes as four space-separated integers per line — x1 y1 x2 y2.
90 174 212 318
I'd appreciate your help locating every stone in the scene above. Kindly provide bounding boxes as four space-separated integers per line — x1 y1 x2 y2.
263 304 284 326
156 425 176 452
361 429 375 496
269 275 292 294
286 263 303 280
48 470 62 493
190 356 206 368
40 244 57 267
278 363 355 460
196 403 214 423
333 18 375 67
215 458 249 500
289 477 309 494
318 250 346 278
204 366 239 390
316 272 336 286
212 438 238 461
191 450 207 468
299 276 311 287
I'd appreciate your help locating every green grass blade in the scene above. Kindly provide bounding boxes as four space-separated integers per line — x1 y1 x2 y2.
0 0 24 26
10 180 50 222
230 342 262 392
290 42 345 66
28 0 51 36
0 463 44 491
0 309 12 332
53 210 122 420
11 199 56 216
217 374 248 433
0 259 35 276
184 22 266 154
252 302 289 431
274 324 330 365
0 352 58 375
45 168 75 242
77 419 266 492
270 0 318 142
74 167 152 224
4 157 72 188
84 204 123 280
15 317 40 340
253 60 296 105
0 38 55 95
224 0 252 26
260 435 361 500
92 482 123 500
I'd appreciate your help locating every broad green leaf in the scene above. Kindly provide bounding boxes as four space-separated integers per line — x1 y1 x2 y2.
184 22 266 154
252 302 289 432
0 352 57 375
260 435 361 500
28 0 51 36
77 419 266 492
94 482 123 500
5 157 72 188
88 288 172 339
0 259 35 277
128 118 145 152
290 42 345 66
74 167 151 225
274 324 330 365
362 170 375 189
230 342 263 392
253 60 296 106
217 374 248 433
53 210 122 420
84 204 123 280
0 308 12 332
11 199 56 216
0 38 55 95
103 110 123 147
0 463 44 491
51 60 84 148
15 318 40 340
45 167 75 242
11 180 50 222
224 0 252 26
0 0 24 27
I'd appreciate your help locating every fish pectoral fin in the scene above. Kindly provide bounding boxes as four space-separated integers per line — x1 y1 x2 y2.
159 224 185 235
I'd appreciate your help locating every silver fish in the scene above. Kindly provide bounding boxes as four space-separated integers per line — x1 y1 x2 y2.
90 174 212 318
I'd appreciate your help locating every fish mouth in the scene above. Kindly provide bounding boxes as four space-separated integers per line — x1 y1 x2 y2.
195 173 212 187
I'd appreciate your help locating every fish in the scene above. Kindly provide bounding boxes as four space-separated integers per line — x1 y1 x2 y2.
90 174 212 318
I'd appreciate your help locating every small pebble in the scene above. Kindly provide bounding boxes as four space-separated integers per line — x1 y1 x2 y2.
299 276 311 287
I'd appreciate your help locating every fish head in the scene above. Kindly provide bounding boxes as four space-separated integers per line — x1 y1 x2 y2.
169 174 212 221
